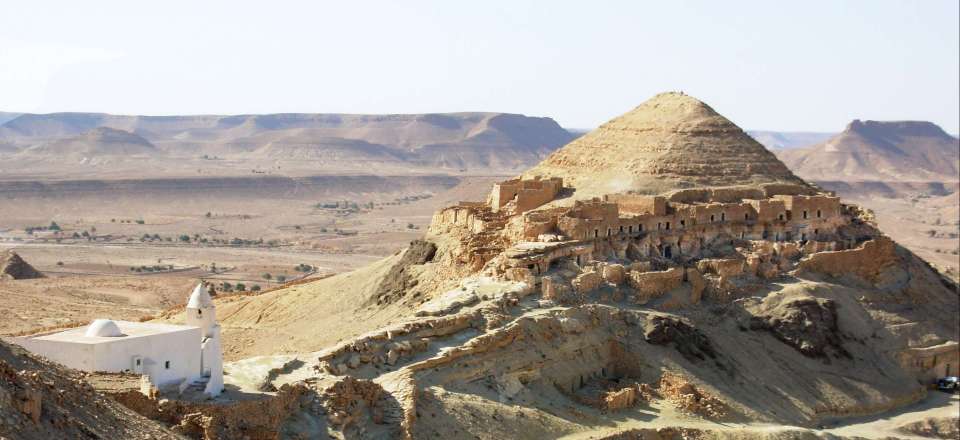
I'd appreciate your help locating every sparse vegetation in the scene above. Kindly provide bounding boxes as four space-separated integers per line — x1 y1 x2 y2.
294 263 313 272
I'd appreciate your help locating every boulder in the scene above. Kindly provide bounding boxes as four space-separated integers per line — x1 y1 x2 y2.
643 315 716 362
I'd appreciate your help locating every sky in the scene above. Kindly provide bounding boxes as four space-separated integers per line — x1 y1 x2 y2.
1 1 958 132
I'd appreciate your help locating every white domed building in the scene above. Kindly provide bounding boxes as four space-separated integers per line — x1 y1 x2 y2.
9 283 224 397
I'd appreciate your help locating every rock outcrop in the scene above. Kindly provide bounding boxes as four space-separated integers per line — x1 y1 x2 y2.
749 296 850 359
0 340 178 439
0 251 43 280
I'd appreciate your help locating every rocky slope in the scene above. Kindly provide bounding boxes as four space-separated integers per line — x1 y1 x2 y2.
144 92 959 440
777 120 960 182
522 92 805 196
0 339 179 439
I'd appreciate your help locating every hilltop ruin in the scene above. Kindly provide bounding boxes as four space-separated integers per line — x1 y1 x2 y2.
80 93 959 440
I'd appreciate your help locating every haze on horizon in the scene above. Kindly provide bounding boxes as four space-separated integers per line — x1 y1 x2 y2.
1 0 958 133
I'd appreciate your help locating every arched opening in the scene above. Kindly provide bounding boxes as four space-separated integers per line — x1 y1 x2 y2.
778 213 785 221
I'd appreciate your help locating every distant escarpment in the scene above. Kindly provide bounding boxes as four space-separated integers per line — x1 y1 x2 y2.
777 120 959 182
0 111 575 171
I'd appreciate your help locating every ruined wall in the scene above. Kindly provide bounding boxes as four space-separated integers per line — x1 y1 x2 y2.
490 177 562 214
572 271 603 294
760 183 816 197
796 237 898 283
774 195 841 221
557 199 620 240
627 268 684 302
109 383 310 440
604 194 666 216
747 199 787 222
897 342 960 383
696 259 745 278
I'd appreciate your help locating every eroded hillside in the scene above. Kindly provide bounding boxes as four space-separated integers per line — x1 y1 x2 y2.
139 93 959 439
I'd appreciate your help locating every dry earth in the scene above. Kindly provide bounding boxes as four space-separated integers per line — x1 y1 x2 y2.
0 174 498 336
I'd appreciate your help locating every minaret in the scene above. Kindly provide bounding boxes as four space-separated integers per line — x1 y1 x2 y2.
186 283 216 337
185 282 223 397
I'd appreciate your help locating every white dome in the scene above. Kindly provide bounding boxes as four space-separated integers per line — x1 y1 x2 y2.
84 319 124 337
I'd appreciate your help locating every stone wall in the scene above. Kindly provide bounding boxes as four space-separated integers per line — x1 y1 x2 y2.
572 271 603 294
796 237 898 283
627 267 684 302
774 195 841 221
604 194 666 216
747 199 787 222
897 342 960 383
489 177 562 214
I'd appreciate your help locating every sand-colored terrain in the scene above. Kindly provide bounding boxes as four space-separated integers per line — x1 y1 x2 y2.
0 174 497 336
118 93 955 439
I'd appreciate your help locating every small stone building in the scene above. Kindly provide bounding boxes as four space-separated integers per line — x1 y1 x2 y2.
10 283 224 397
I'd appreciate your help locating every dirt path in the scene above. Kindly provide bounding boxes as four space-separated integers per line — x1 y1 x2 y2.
561 392 958 439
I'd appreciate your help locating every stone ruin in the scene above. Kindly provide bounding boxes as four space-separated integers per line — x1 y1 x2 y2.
428 175 867 309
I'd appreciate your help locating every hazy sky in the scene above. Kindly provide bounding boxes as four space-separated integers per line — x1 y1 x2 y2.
2 1 958 132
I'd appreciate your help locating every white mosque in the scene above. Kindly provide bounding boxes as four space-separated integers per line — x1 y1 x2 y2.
11 283 224 397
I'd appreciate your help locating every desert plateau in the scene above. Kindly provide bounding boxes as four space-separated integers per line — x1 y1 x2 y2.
1 2 958 440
